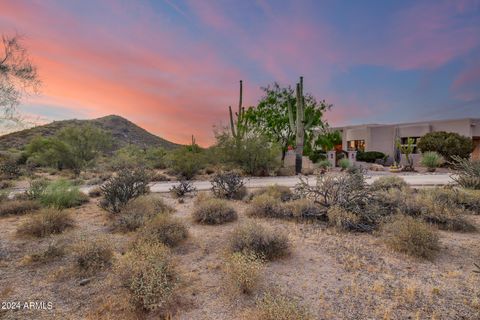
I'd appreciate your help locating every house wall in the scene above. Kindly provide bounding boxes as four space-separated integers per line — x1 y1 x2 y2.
367 126 395 155
430 119 473 138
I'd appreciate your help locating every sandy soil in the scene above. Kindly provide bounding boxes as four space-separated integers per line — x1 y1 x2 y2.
0 194 479 320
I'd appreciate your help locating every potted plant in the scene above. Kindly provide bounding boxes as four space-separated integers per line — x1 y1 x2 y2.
389 161 402 173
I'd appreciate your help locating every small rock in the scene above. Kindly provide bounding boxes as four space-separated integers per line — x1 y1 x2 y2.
79 278 92 286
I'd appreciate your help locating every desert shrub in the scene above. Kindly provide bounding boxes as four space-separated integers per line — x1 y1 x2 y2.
210 171 246 200
100 169 150 213
417 131 473 161
356 151 386 163
251 293 313 320
167 147 206 179
417 188 476 232
114 196 173 232
116 242 178 312
317 160 331 170
369 187 421 217
138 215 188 247
281 199 324 220
327 206 362 231
109 145 147 170
169 180 197 198
75 237 113 274
17 209 74 237
246 194 289 219
370 176 408 191
0 180 13 189
229 222 289 260
39 179 88 209
224 251 264 295
295 171 369 215
26 242 65 264
338 158 350 170
383 215 439 259
214 132 281 176
420 151 444 172
145 147 168 169
88 186 102 198
0 200 40 216
25 179 49 200
0 158 20 179
249 185 293 202
457 189 480 214
451 156 480 190
192 198 237 225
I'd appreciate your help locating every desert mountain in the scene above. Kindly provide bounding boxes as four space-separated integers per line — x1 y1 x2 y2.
0 115 180 150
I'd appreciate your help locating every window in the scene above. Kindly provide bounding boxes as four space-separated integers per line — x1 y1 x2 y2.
347 140 365 152
400 137 420 154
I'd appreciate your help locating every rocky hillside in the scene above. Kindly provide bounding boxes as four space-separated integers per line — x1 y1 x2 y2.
0 115 180 150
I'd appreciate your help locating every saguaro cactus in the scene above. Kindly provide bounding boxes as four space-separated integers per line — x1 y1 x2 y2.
288 76 314 174
229 80 247 140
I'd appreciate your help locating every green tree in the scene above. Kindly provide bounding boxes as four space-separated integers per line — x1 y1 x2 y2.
245 82 331 162
417 131 473 161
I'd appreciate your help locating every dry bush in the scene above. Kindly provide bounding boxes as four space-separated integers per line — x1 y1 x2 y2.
0 180 13 189
0 200 40 216
210 171 246 200
138 215 188 247
370 176 408 191
246 194 286 219
459 189 480 214
24 241 65 264
116 242 178 313
192 198 237 225
114 196 173 232
100 169 150 213
382 215 440 259
281 199 325 220
327 206 361 231
224 251 264 295
417 189 476 232
248 292 313 320
17 209 74 237
169 180 197 198
229 222 289 261
249 185 293 202
75 237 113 274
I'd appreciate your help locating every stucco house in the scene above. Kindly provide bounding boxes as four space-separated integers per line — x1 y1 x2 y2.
333 118 480 162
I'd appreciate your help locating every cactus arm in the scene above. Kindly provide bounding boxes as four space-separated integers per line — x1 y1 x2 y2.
287 99 295 132
229 105 236 138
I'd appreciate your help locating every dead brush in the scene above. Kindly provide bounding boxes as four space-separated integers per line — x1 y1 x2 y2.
116 242 179 313
192 198 237 225
248 184 293 202
0 199 40 216
246 194 286 219
246 292 313 320
23 241 65 264
17 208 74 237
224 251 264 295
75 237 114 274
382 215 440 260
137 215 188 247
169 180 197 199
210 171 246 200
229 222 289 261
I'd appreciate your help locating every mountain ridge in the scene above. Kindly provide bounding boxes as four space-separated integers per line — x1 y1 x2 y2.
0 114 181 150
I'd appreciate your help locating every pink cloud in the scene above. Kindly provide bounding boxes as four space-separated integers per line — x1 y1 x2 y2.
451 62 480 101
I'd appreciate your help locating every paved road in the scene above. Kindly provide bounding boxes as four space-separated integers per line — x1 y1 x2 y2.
143 173 455 193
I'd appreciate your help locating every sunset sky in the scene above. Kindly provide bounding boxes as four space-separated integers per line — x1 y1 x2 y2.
1 0 479 145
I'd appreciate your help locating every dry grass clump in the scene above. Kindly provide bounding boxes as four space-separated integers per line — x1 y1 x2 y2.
75 237 114 274
224 251 264 295
247 293 313 320
0 200 40 216
114 196 173 232
249 185 293 202
281 199 324 220
138 215 188 247
246 194 285 218
417 189 476 232
229 222 289 260
327 206 361 231
17 209 74 237
23 241 65 264
370 176 408 191
192 198 237 224
382 215 440 259
116 242 178 313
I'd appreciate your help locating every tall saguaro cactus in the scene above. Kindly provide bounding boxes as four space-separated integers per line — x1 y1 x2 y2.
229 80 247 140
288 76 313 174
